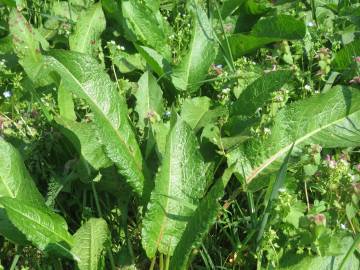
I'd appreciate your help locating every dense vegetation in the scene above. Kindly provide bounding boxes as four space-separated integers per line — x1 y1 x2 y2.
0 0 359 269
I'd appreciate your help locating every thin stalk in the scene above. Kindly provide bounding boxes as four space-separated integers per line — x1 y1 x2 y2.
159 253 164 270
310 0 317 25
214 0 235 71
9 254 20 270
149 256 156 270
165 254 170 270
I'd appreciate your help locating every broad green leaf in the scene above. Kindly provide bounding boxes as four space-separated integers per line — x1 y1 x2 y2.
221 0 246 18
181 97 212 129
231 70 293 116
55 117 112 176
0 197 75 259
142 116 209 257
135 45 171 77
278 250 359 270
228 86 360 190
58 80 76 121
332 39 360 76
0 139 44 205
229 15 306 58
72 218 110 270
171 4 216 92
170 166 234 270
9 9 50 84
135 71 164 128
0 139 46 244
121 0 171 58
69 3 106 56
45 50 146 197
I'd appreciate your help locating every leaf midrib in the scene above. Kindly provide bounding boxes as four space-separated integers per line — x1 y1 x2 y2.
4 201 72 246
50 56 143 177
247 114 354 183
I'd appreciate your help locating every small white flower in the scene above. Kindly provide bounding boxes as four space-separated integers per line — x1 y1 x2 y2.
164 111 171 117
110 40 116 45
222 88 230 94
278 188 286 193
264 127 271 135
3 91 11 98
216 64 223 69
304 84 311 91
340 224 347 230
307 22 315 27
314 90 320 94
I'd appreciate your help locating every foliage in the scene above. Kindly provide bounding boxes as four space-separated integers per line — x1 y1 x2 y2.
0 0 359 269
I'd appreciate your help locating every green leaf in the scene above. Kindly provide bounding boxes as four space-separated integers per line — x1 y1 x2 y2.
135 71 164 128
0 139 47 244
72 218 110 270
142 116 209 257
9 9 50 84
169 166 234 270
231 70 293 116
135 45 171 77
0 139 44 205
69 3 106 57
228 86 360 190
181 97 212 129
171 4 216 92
58 80 77 121
332 39 360 79
55 117 112 177
45 50 146 197
0 197 75 259
221 0 246 18
278 249 359 270
229 15 306 58
121 0 170 58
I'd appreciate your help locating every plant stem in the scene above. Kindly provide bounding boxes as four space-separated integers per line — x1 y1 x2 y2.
149 256 156 270
159 253 164 270
9 254 20 270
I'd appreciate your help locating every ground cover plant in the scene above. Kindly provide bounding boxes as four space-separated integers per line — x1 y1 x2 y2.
0 0 359 269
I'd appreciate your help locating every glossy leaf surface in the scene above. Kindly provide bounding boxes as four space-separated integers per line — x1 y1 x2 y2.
228 86 360 189
135 71 164 128
171 4 216 92
69 3 106 56
72 218 110 270
45 50 146 197
170 166 234 270
142 116 209 257
0 197 74 258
